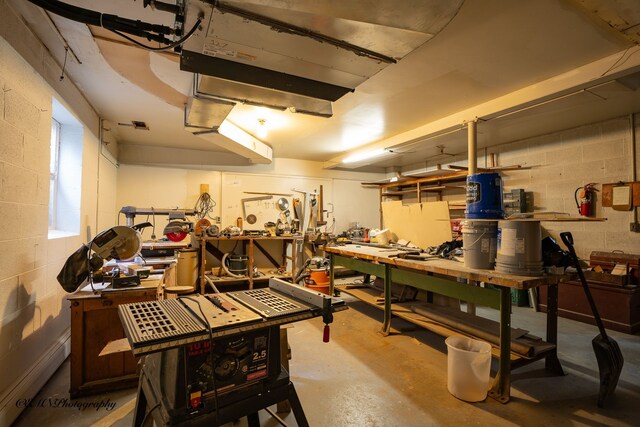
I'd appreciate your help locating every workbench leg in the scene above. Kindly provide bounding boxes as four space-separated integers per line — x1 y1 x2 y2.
466 279 477 315
544 284 565 375
381 264 392 336
277 328 292 414
489 287 511 403
329 255 335 296
199 242 206 294
287 383 310 427
132 373 150 427
247 412 260 427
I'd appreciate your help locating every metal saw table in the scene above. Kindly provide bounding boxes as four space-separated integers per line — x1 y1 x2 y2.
325 244 564 403
118 278 346 426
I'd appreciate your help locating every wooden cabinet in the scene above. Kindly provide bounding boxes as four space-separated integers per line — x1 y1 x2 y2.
198 236 301 292
68 283 159 398
538 280 640 334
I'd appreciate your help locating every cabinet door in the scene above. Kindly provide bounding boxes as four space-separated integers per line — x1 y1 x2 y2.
70 290 156 395
83 299 127 382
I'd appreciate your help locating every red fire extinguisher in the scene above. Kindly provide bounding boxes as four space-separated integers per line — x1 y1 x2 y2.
574 183 597 217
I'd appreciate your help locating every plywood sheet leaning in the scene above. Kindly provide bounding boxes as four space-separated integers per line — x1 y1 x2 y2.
381 200 451 248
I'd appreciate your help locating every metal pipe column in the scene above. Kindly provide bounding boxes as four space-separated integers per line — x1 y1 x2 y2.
468 120 477 175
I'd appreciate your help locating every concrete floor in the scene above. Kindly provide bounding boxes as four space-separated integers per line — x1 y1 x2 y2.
13 292 640 427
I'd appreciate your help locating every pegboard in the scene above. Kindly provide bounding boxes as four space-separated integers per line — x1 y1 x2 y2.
220 173 332 230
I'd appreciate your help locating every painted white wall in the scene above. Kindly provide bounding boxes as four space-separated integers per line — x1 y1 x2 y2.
116 162 383 240
0 14 117 425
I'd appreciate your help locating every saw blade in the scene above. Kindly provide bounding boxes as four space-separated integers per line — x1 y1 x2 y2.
195 218 211 236
164 220 191 242
166 231 188 242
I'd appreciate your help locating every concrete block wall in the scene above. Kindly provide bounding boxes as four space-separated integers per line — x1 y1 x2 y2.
0 4 118 423
496 115 639 260
414 115 640 259
0 34 59 400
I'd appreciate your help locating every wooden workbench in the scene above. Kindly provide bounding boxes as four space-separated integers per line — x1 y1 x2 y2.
197 235 301 292
325 244 564 404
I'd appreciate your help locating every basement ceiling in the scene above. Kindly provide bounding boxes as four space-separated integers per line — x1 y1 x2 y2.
8 0 640 170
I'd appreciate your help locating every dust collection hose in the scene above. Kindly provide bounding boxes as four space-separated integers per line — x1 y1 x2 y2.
293 258 311 283
203 275 220 294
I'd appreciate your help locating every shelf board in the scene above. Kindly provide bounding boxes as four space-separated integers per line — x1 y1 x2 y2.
375 171 468 189
382 192 414 197
198 236 302 241
419 186 446 192
339 286 554 361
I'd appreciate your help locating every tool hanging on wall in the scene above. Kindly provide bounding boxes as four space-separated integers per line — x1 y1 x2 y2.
241 195 273 224
575 183 598 217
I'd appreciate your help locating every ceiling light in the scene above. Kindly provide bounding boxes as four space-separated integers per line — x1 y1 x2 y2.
219 120 259 146
256 118 267 139
194 119 272 164
342 148 387 164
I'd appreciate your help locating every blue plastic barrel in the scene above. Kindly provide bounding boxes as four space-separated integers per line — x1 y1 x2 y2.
465 173 504 219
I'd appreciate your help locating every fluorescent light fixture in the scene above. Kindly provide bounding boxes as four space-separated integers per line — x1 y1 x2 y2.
217 120 273 164
342 148 387 164
219 120 259 149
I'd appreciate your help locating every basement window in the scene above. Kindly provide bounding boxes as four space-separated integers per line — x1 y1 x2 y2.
48 99 83 239
49 119 60 228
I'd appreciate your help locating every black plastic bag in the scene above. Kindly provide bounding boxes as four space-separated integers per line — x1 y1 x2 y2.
542 236 570 267
56 244 103 292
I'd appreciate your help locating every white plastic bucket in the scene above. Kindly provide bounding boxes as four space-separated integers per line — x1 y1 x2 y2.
445 335 492 402
462 220 497 269
495 220 543 276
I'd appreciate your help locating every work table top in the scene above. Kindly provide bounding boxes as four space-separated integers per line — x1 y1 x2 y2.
67 275 163 300
326 244 561 289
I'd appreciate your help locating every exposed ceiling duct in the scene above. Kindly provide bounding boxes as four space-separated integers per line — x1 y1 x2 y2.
183 82 272 163
184 92 235 132
179 0 464 116
17 0 637 171
194 73 334 118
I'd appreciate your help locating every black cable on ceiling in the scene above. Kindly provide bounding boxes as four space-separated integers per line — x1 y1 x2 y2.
27 0 179 44
109 17 202 52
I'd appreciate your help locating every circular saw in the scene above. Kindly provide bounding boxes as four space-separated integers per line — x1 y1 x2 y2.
56 225 143 292
92 225 143 261
164 220 192 242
